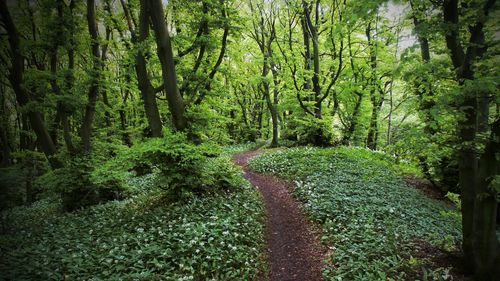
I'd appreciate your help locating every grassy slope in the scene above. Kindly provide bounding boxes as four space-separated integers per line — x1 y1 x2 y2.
249 146 462 281
0 145 265 281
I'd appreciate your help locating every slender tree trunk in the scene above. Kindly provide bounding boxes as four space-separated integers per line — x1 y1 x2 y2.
62 1 76 153
300 0 312 93
305 1 322 119
148 0 187 131
458 87 478 271
119 79 132 146
101 28 112 131
0 125 11 167
270 67 280 147
80 0 102 152
342 92 363 144
365 22 382 150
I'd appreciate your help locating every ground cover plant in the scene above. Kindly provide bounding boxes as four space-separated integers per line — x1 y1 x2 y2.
0 153 265 281
249 147 462 280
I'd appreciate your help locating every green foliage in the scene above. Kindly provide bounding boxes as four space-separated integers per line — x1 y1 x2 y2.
0 182 265 280
249 147 461 280
36 155 124 211
220 142 266 157
201 157 246 190
186 104 232 144
0 165 27 210
0 151 50 210
93 133 250 200
283 115 335 146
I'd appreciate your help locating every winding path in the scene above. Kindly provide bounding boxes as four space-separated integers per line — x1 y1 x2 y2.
234 150 325 281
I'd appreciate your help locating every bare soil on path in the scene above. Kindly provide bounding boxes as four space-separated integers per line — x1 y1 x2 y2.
233 150 325 281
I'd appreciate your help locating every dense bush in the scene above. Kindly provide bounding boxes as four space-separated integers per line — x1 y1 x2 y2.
0 151 49 210
0 165 27 210
36 155 126 211
249 147 461 280
30 133 246 211
93 133 245 199
282 115 335 146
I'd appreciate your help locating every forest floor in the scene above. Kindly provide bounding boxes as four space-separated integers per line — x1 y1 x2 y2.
245 146 465 280
234 149 325 281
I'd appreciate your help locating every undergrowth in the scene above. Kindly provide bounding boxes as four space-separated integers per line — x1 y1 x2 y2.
0 148 265 280
249 146 461 281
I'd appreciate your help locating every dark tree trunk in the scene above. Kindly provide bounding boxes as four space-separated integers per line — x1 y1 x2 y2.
442 0 499 277
0 126 11 167
62 1 76 153
80 0 102 152
130 0 163 137
474 113 499 280
0 0 61 168
148 0 188 131
300 0 312 94
366 93 383 150
304 0 321 118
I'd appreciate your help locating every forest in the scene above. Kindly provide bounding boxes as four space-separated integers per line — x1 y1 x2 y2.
0 0 498 280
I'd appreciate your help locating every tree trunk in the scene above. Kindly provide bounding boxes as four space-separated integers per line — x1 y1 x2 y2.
457 92 477 270
0 0 61 168
442 0 498 276
270 67 280 147
128 0 163 138
342 92 362 144
365 22 381 150
62 2 76 153
80 0 102 152
0 125 11 167
300 0 312 93
147 0 187 132
474 119 499 280
305 1 321 119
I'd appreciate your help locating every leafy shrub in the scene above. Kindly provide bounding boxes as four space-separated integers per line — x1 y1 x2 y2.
201 157 246 191
36 155 124 211
283 115 334 146
0 151 49 210
0 165 26 210
93 133 253 200
249 147 461 280
185 104 232 144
